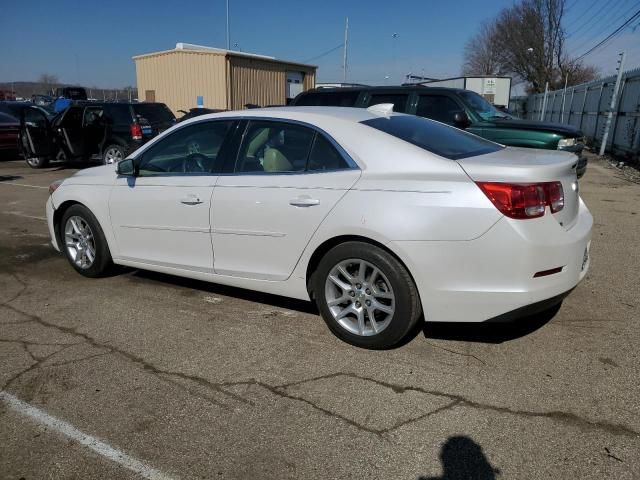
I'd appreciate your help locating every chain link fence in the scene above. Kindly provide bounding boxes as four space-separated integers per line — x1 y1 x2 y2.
509 68 640 160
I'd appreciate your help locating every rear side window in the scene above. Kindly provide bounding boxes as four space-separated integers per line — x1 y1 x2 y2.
103 105 133 125
307 135 350 171
416 95 463 125
361 115 503 160
367 94 409 113
133 103 176 124
294 91 359 107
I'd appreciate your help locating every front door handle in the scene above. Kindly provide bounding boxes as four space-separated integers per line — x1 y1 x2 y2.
180 194 203 205
289 196 320 207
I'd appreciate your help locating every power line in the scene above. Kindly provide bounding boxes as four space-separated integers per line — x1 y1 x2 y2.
569 1 640 54
303 44 344 63
565 0 603 29
575 8 640 60
567 0 621 37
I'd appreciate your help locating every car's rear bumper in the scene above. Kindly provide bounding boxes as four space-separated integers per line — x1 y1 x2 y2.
391 197 593 323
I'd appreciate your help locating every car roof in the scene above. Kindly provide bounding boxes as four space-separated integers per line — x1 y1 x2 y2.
187 106 401 126
301 85 467 94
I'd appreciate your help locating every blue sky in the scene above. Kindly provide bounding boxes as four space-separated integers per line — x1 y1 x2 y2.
1 0 639 88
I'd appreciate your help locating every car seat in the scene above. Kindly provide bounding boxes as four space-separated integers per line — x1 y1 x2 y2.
263 146 292 172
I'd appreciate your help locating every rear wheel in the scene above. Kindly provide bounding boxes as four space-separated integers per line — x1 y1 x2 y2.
61 205 113 277
313 242 421 349
25 156 49 169
103 144 125 165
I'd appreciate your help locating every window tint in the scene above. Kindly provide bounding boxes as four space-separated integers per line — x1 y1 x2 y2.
307 135 349 171
361 115 503 160
416 95 463 125
133 103 176 124
367 94 409 113
294 91 359 107
83 107 104 126
138 121 233 176
236 121 314 173
103 105 133 125
61 107 83 128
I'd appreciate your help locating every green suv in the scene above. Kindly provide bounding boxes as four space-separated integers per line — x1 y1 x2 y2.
292 86 587 178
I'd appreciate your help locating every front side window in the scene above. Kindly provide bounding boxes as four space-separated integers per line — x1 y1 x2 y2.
362 115 503 160
416 95 464 125
236 121 315 173
367 94 409 113
459 91 512 120
138 121 234 176
83 107 104 126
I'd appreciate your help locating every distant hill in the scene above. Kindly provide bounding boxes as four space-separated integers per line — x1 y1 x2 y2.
0 81 137 101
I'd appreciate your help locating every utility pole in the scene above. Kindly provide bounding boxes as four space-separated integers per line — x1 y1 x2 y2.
540 82 549 121
560 74 568 123
226 0 230 49
342 17 349 83
599 51 626 156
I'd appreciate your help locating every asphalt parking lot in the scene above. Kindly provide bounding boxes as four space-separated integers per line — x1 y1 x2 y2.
1 154 639 479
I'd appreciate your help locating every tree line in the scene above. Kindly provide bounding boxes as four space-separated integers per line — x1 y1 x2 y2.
462 0 599 93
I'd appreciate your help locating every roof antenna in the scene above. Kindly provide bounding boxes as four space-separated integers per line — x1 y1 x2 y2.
366 103 394 116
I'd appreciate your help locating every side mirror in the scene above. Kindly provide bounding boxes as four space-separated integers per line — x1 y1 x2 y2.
453 111 471 128
116 158 136 176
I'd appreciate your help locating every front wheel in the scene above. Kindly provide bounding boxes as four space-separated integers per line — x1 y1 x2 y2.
25 156 49 169
61 205 113 277
313 242 422 349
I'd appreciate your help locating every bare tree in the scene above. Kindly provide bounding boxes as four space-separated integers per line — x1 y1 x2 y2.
462 22 503 75
462 0 598 93
38 73 59 94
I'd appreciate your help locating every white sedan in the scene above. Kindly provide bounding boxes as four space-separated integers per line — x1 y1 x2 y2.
46 106 592 349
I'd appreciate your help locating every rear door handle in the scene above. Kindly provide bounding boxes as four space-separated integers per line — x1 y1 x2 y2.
180 194 203 205
289 196 320 207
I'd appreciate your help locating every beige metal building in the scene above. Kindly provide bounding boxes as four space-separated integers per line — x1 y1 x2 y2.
133 43 317 114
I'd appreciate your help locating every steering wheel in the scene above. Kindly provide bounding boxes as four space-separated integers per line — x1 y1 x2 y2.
182 153 208 173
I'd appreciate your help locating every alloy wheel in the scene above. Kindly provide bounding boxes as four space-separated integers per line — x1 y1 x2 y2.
324 258 395 336
64 216 96 269
104 147 123 164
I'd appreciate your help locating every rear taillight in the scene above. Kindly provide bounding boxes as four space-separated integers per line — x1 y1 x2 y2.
130 123 142 140
476 182 564 219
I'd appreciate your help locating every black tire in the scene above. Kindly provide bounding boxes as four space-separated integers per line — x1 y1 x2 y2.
313 241 422 349
25 155 49 169
60 204 113 277
103 144 126 165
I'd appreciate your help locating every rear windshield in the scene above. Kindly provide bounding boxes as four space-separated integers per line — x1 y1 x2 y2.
361 115 503 160
294 91 359 107
133 103 176 124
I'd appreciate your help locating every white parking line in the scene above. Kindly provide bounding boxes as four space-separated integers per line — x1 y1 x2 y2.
0 392 179 480
0 182 48 189
3 211 47 221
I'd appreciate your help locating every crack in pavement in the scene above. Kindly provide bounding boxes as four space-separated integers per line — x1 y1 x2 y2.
424 341 487 366
2 276 639 440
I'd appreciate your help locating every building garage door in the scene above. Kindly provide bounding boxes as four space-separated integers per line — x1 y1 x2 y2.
286 71 304 101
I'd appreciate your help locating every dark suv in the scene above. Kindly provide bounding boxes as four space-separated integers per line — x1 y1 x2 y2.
292 86 587 177
19 102 176 168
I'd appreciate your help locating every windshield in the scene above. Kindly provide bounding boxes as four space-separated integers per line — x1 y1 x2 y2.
361 114 503 160
459 91 513 120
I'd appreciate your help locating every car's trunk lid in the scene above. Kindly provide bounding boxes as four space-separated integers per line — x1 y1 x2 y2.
457 146 580 230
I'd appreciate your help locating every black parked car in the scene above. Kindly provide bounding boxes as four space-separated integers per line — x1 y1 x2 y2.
292 86 587 177
19 102 176 168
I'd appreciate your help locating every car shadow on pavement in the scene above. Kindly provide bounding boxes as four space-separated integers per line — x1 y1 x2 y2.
128 270 319 315
421 303 561 344
419 435 500 480
0 175 23 181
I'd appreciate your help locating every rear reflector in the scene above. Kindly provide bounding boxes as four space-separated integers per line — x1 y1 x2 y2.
476 181 564 219
130 123 142 140
533 267 563 278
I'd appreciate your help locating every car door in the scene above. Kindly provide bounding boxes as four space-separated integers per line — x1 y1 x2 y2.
56 106 87 157
212 119 361 281
19 106 55 158
82 106 107 157
109 119 237 271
